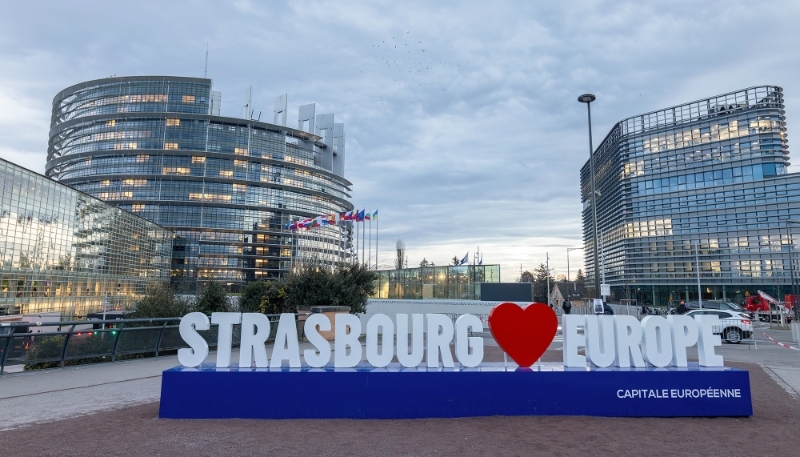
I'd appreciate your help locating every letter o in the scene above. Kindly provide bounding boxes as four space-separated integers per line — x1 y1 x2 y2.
366 314 394 367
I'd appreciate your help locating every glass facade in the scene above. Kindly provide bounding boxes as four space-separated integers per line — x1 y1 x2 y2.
46 76 354 293
372 265 501 300
581 85 800 306
0 157 172 317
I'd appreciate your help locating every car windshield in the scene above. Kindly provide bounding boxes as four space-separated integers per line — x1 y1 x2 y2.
725 302 744 311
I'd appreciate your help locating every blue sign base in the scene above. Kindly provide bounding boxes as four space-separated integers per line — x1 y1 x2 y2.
159 362 752 419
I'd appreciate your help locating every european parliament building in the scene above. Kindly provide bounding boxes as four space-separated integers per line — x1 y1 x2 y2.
581 85 800 306
46 76 354 293
0 157 172 317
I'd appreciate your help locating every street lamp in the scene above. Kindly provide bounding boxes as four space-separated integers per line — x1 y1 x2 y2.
578 93 601 299
567 247 583 294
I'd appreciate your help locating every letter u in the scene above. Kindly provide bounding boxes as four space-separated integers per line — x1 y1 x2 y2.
396 314 424 367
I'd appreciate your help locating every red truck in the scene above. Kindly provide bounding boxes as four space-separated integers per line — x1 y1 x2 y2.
743 291 795 322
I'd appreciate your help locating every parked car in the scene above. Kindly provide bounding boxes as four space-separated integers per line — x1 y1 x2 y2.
686 309 752 344
685 300 754 318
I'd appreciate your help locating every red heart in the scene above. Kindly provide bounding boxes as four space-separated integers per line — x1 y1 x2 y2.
488 302 558 367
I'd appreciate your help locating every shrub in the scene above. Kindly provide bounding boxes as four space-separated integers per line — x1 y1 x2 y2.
128 282 193 319
240 281 269 313
284 263 377 314
195 281 230 315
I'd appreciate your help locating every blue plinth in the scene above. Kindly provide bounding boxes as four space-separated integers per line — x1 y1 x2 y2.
159 362 752 419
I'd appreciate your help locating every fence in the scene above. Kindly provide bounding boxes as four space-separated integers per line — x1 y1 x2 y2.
0 314 304 375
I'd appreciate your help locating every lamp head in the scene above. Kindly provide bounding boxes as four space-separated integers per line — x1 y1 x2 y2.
578 94 596 103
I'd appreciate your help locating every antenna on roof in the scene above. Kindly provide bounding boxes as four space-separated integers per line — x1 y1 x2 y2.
204 43 208 79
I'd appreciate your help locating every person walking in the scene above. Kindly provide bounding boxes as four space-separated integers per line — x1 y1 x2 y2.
562 298 572 315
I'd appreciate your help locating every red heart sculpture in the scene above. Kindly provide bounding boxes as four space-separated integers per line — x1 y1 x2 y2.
488 302 558 367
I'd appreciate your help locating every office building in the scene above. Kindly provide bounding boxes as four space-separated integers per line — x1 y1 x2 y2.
46 76 354 293
581 85 800 306
0 157 172 317
372 265 501 300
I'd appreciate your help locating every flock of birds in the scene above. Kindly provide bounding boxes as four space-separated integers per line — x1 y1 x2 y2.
363 31 458 107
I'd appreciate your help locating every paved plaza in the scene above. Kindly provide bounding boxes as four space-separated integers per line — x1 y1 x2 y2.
1 323 798 433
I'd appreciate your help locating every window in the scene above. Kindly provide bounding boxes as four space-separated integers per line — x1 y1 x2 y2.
100 180 110 187
234 160 247 167
182 95 195 103
114 142 138 150
164 142 178 150
192 156 206 164
132 204 145 212
166 119 181 127
234 148 248 155
219 170 233 178
106 120 116 127
233 184 246 192
136 154 149 162
163 167 190 175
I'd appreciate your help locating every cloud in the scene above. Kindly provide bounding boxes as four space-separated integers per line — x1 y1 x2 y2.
0 0 798 280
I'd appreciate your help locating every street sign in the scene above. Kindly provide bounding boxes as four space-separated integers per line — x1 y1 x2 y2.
601 284 610 296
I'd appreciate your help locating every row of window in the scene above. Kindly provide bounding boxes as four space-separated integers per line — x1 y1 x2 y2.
632 163 785 196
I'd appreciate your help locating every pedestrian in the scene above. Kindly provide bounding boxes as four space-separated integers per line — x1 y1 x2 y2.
603 301 614 315
677 301 688 315
562 298 572 315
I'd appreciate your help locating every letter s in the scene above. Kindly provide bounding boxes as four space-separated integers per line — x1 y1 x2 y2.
178 312 210 367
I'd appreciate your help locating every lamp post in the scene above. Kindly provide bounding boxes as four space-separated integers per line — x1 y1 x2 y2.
786 220 800 324
578 93 600 299
567 247 583 294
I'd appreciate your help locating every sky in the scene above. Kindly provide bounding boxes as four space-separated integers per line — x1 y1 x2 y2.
1 0 800 282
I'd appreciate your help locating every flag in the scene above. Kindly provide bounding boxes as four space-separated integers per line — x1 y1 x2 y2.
327 214 336 225
459 252 469 265
358 209 365 222
365 211 371 221
372 210 378 220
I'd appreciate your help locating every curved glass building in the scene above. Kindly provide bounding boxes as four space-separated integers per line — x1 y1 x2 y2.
46 76 353 293
581 85 800 305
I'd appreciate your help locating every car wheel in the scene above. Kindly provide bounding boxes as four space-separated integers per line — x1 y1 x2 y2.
725 328 742 344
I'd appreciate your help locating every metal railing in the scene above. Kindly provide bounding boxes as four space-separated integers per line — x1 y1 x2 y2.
0 314 304 375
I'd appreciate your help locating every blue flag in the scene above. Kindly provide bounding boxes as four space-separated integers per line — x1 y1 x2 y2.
459 252 469 265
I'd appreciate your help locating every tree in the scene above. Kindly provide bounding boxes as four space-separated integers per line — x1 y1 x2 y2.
240 280 269 313
258 279 290 314
195 281 230 315
532 263 554 301
574 269 587 296
419 258 430 267
451 256 460 266
128 282 192 318
520 270 534 283
283 263 378 315
327 263 378 315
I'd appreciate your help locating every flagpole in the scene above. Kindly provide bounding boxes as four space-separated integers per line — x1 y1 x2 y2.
376 210 379 270
362 210 366 266
369 216 372 270
354 214 361 263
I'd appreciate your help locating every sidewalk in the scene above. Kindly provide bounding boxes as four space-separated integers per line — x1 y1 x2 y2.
2 332 798 432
